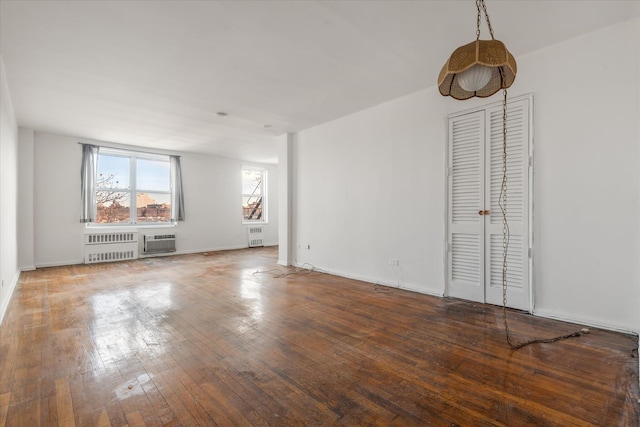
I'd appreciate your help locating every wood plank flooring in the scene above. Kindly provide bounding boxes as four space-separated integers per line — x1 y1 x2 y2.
0 246 638 426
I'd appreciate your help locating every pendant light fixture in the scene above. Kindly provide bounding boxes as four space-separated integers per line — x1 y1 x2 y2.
438 0 585 349
437 0 517 100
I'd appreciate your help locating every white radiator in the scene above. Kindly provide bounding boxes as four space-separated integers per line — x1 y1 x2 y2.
247 226 264 247
84 232 138 264
144 234 176 254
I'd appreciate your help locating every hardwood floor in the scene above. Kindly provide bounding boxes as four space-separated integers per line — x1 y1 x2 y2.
0 246 638 426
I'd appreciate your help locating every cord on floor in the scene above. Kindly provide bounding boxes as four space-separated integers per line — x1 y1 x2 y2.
252 263 325 278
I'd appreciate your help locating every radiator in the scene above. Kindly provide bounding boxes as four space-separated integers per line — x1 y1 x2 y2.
84 232 138 264
144 234 176 254
247 226 264 247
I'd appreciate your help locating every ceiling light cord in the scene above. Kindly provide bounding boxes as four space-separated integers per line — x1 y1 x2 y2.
499 89 585 350
499 88 514 347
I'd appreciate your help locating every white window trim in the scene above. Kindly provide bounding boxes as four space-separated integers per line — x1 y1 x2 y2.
242 166 268 224
90 148 173 227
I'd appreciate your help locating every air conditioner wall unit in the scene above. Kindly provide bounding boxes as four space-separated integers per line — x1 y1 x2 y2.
144 233 177 254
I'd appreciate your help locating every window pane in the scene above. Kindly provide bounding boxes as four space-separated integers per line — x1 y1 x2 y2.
96 191 130 223
97 155 130 189
242 196 263 220
242 170 263 195
136 192 171 223
137 159 170 192
242 169 265 221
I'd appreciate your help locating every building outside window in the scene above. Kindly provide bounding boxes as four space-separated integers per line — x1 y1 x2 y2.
242 167 266 223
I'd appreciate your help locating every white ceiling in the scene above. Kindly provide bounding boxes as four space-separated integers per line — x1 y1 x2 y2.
1 1 638 164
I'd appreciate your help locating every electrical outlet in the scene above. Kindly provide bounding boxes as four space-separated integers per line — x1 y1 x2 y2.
389 258 399 266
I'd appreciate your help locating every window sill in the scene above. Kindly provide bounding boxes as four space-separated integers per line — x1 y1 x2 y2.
86 223 177 230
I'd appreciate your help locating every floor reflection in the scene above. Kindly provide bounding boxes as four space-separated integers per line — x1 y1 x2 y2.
89 282 174 378
237 269 264 333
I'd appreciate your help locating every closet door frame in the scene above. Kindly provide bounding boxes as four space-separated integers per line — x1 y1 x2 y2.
444 93 534 313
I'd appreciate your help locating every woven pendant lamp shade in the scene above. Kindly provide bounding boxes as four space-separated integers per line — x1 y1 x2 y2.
438 39 517 100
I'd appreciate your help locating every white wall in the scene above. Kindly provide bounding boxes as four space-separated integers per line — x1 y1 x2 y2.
293 18 640 333
18 128 34 270
522 18 639 332
0 56 20 325
294 90 449 296
29 132 278 267
277 133 293 266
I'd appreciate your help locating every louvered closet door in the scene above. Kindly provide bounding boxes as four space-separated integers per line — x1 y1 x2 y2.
447 96 531 311
447 111 485 303
484 99 530 310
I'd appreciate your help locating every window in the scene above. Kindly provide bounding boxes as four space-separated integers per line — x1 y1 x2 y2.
242 168 266 223
95 149 172 224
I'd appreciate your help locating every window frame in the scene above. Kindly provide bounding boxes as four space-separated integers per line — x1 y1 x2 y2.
91 148 173 226
242 166 267 224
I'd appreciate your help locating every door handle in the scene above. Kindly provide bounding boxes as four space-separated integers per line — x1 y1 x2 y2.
478 210 491 215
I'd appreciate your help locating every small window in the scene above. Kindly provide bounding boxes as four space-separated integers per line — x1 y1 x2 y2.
95 149 172 224
242 168 266 223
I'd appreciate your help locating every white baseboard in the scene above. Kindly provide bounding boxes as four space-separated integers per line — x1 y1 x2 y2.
35 259 83 268
533 308 638 336
292 262 444 298
292 263 637 336
36 244 266 266
0 270 21 326
171 244 249 256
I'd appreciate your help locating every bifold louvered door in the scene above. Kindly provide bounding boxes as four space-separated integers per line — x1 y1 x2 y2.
447 96 532 311
448 110 486 304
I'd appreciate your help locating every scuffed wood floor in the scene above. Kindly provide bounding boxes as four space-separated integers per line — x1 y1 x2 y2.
0 247 638 426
